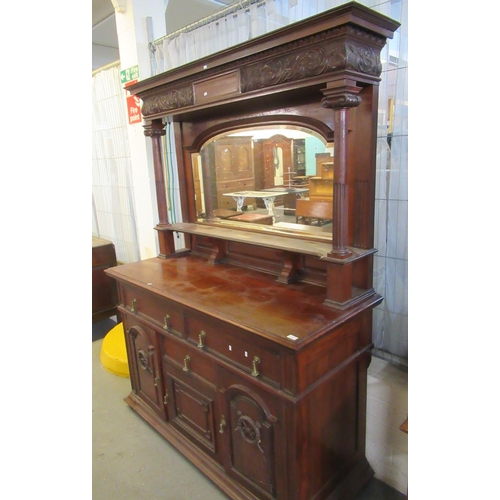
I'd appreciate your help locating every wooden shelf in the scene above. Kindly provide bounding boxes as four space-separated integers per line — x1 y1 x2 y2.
164 222 377 263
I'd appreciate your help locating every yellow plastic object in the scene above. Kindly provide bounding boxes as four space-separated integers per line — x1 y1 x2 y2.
100 322 130 378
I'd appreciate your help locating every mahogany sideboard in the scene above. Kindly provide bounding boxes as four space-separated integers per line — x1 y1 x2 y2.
106 3 399 499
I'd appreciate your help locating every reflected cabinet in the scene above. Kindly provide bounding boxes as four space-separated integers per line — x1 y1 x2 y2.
106 3 400 499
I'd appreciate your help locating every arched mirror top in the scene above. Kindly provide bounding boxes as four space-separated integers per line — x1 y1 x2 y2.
191 123 335 242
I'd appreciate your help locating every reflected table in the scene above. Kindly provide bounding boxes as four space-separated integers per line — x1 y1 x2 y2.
223 188 309 220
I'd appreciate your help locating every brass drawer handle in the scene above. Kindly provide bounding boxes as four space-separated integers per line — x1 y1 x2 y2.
251 356 260 377
219 415 226 434
164 389 169 405
183 355 191 372
131 298 137 313
198 331 206 349
164 314 170 331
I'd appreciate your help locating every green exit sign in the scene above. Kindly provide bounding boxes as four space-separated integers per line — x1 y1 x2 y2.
120 65 140 84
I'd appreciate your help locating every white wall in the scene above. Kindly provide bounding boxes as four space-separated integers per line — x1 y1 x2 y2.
114 0 169 260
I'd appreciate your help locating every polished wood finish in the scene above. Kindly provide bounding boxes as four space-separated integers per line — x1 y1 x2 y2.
107 256 382 499
107 3 399 499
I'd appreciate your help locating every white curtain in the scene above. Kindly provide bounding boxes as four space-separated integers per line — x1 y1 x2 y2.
92 63 140 264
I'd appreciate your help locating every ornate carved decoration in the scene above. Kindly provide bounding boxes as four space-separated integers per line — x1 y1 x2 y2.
321 92 362 110
241 37 382 93
143 126 166 138
136 25 383 116
143 120 166 138
137 349 151 372
141 86 194 117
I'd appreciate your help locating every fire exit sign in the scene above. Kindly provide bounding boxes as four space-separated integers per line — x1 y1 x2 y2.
120 65 139 84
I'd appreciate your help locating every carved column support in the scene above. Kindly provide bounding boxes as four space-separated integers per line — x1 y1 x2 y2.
321 80 362 259
144 120 175 258
144 120 169 226
275 251 300 284
208 238 227 265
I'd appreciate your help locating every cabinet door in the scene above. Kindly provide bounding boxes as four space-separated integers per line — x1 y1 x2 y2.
162 361 222 463
218 370 279 499
214 139 253 182
123 315 166 419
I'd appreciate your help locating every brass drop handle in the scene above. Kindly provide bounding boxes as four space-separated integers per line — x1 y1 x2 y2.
198 331 206 349
219 415 226 434
164 389 169 405
251 356 260 377
183 355 191 372
131 298 137 312
154 372 160 387
163 314 170 330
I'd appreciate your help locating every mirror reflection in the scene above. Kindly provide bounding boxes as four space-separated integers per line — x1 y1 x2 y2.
192 125 335 239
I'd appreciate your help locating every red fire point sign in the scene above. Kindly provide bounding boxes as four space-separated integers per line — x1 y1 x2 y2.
126 94 142 124
124 78 142 125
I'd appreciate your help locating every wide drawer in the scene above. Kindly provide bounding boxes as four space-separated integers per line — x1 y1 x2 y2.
120 284 185 337
187 314 282 388
162 334 217 385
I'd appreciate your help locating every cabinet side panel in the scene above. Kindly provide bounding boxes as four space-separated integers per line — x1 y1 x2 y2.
297 362 359 499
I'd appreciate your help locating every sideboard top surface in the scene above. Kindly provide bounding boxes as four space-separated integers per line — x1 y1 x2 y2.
106 255 382 349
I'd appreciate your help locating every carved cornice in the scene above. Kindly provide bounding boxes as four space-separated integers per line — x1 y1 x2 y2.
139 24 384 117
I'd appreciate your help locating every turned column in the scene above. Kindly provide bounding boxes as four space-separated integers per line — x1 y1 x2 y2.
321 80 362 307
144 119 176 257
321 80 362 258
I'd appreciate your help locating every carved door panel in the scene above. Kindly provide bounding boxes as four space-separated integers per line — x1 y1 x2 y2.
162 360 222 463
123 316 165 419
218 371 279 499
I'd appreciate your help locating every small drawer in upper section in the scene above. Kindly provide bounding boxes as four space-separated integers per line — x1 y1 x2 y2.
119 284 185 337
193 70 240 105
186 313 282 388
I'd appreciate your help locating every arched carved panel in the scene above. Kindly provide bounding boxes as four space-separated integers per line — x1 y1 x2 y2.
126 323 163 415
225 386 277 497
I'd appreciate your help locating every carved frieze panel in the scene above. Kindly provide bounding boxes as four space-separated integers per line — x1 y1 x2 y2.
241 36 382 93
141 85 194 117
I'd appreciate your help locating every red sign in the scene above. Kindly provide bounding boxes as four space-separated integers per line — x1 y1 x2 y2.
127 94 142 125
124 79 138 88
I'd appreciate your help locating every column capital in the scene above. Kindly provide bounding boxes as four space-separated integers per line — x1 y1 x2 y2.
143 120 166 138
321 80 363 110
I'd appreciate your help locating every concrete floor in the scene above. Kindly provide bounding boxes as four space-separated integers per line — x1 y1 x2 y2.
92 318 405 500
